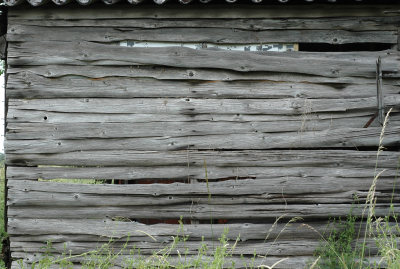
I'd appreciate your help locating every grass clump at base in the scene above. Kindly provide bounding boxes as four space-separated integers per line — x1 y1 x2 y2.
17 224 251 269
312 109 400 269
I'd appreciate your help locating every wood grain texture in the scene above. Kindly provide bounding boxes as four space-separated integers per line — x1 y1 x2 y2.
7 180 400 219
10 66 400 85
7 73 400 99
7 96 400 115
7 42 400 78
10 253 318 269
6 126 400 153
6 6 400 267
8 25 398 44
9 16 400 30
7 202 399 220
6 149 400 167
7 114 400 139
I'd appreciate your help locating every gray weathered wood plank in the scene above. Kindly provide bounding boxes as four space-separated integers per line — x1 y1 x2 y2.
8 25 397 44
7 202 398 219
10 66 399 85
9 16 400 31
6 125 400 153
8 114 400 139
7 73 400 99
8 188 399 207
10 253 317 269
8 96 400 115
6 149 399 168
6 109 382 124
6 165 400 182
7 42 400 78
7 179 399 201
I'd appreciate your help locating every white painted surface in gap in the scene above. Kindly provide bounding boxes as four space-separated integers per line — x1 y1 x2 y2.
119 41 298 52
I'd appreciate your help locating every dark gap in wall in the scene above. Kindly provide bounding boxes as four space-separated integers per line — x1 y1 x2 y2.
105 176 255 185
299 43 393 52
113 218 225 225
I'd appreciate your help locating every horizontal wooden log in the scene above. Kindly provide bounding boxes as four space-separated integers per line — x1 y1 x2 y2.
6 150 400 169
9 16 400 31
7 42 400 78
7 73 400 99
8 25 398 44
7 178 399 212
9 178 399 199
10 253 319 269
8 5 400 20
10 240 323 256
7 218 330 239
7 165 400 182
6 125 400 153
8 96 400 115
6 109 384 124
8 188 399 207
10 238 383 257
10 66 399 85
8 113 400 139
6 149 400 168
7 202 399 220
8 218 399 242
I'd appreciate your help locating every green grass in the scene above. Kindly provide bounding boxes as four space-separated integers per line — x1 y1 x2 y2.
16 223 249 269
312 109 400 269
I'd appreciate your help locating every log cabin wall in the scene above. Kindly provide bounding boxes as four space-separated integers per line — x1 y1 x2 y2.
4 3 400 268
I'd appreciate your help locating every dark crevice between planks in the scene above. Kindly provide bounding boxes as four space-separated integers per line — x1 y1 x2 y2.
299 42 394 52
123 218 226 225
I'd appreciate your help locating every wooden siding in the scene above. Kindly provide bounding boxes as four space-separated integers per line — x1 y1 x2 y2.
5 5 400 268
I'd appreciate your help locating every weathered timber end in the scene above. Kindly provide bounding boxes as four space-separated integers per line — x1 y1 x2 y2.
2 1 400 268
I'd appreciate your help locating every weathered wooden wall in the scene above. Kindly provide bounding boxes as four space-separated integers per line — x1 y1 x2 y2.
5 4 400 268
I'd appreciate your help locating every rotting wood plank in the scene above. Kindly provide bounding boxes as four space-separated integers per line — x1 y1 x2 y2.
6 218 327 239
8 189 399 207
8 5 400 20
6 109 387 124
8 179 398 204
5 126 400 153
8 115 400 139
9 16 400 31
10 239 384 257
6 165 400 182
8 219 398 241
7 42 400 78
7 73 400 99
7 203 399 219
8 188 399 208
6 149 400 167
9 66 400 85
10 240 323 256
8 97 400 115
10 253 318 269
9 178 397 197
7 25 398 44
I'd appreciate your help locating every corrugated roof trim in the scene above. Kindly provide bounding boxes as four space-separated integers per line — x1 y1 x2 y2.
5 0 364 6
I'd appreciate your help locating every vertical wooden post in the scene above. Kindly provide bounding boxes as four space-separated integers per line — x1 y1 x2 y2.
376 57 384 125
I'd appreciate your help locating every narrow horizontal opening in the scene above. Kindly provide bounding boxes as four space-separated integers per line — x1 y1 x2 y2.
299 43 393 52
38 178 106 184
113 218 229 225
